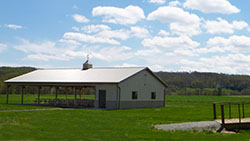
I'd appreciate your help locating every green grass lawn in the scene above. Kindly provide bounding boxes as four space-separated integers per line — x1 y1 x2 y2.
1 95 250 140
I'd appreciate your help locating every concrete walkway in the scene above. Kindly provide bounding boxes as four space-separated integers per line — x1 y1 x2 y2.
155 121 221 131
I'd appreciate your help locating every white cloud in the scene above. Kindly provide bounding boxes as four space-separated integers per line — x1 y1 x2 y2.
87 46 133 62
63 32 120 45
73 5 78 9
13 39 134 62
169 0 181 7
183 0 240 14
72 26 80 31
81 24 149 40
248 28 250 32
135 48 161 56
204 18 233 34
58 39 81 46
170 22 201 36
132 35 201 70
232 21 248 30
26 54 69 61
72 14 89 23
173 49 198 57
130 26 150 38
147 6 201 36
0 43 7 52
195 46 225 54
147 6 200 25
5 24 22 30
142 35 200 50
14 39 57 54
116 63 139 67
158 30 170 36
180 54 250 74
92 5 145 25
97 29 130 40
196 35 250 54
204 18 248 34
149 0 165 4
13 39 79 61
149 64 164 71
81 24 111 33
206 35 250 53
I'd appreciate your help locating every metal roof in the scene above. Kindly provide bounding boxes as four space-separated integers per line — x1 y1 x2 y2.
5 67 146 83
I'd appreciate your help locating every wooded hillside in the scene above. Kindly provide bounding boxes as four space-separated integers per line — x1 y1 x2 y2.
156 71 250 95
0 67 35 93
0 67 250 95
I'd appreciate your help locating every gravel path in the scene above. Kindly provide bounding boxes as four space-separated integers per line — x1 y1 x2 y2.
155 121 221 131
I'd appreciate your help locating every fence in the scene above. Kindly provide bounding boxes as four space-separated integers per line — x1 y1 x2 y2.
213 101 250 130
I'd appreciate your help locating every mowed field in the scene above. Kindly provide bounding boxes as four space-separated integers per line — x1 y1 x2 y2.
1 95 250 140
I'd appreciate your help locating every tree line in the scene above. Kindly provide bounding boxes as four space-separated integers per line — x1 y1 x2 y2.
156 71 250 95
0 67 35 94
1 67 250 95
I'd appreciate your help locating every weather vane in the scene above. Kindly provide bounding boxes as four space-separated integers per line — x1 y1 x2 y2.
87 54 89 61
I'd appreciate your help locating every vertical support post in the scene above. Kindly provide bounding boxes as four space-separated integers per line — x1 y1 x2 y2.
163 88 166 107
242 103 245 118
55 87 58 100
38 86 41 105
229 103 231 119
6 85 10 104
65 87 69 106
213 103 217 120
74 87 77 107
55 87 59 106
65 87 68 100
221 104 225 126
80 87 82 99
238 104 241 123
21 86 24 104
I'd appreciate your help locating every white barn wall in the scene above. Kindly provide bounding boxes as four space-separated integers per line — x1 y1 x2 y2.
118 69 166 108
95 84 118 109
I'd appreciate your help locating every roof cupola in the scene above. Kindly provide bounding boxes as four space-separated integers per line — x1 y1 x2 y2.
82 55 93 70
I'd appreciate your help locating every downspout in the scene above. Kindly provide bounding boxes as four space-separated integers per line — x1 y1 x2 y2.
117 86 121 109
163 88 166 107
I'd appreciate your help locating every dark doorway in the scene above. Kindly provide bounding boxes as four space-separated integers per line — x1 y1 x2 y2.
99 90 106 108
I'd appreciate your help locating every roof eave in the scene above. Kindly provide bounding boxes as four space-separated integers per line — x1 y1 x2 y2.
4 81 119 85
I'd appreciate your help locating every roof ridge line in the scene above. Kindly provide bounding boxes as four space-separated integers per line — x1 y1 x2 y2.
38 67 146 70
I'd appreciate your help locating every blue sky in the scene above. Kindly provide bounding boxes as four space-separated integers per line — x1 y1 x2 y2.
1 0 250 74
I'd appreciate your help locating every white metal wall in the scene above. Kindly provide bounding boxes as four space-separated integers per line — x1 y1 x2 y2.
95 84 118 108
118 69 165 108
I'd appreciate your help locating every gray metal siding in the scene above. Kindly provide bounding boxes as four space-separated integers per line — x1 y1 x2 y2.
95 84 118 109
119 69 166 108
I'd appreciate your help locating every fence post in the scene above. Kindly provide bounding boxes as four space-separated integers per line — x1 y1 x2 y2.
213 103 217 120
229 103 231 119
242 103 245 118
221 104 225 126
238 104 241 123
